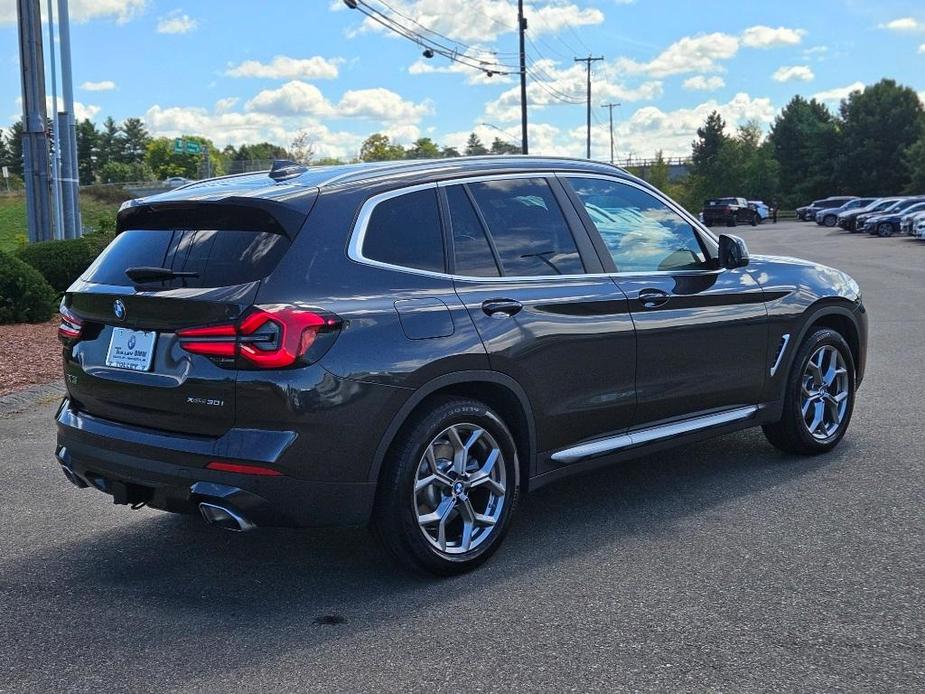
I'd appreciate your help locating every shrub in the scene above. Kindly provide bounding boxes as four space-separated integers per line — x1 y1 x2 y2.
0 250 57 324
82 183 134 204
15 232 115 293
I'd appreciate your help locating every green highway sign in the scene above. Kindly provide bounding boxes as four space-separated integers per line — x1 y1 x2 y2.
173 138 203 155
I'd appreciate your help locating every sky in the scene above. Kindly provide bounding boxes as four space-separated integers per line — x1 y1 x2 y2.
2 0 924 162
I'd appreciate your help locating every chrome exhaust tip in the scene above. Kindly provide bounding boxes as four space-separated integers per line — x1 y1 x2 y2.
198 502 256 532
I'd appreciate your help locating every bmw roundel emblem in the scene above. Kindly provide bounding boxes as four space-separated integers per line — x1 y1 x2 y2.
113 299 126 320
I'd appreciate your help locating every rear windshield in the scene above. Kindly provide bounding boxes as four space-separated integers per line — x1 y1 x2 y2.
81 229 290 288
705 198 738 206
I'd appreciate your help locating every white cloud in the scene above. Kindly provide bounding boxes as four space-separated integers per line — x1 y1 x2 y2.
337 87 433 121
156 9 197 34
214 97 239 113
226 55 342 80
879 17 923 32
741 25 806 48
813 81 865 103
616 33 740 77
81 80 117 91
683 75 725 91
919 43 925 54
0 0 146 24
245 81 334 117
244 81 432 123
144 103 366 160
37 96 100 121
449 92 778 160
338 0 603 43
772 65 814 82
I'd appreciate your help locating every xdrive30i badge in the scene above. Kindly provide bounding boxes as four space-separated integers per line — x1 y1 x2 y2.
186 397 225 408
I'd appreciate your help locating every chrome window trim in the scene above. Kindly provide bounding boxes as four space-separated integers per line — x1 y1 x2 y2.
551 405 758 464
346 171 722 282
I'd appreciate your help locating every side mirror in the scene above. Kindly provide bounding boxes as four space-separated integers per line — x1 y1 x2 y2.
718 234 749 269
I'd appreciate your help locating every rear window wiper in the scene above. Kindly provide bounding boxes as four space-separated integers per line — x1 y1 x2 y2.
125 266 199 283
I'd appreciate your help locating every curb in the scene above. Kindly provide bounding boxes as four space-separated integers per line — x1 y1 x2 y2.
0 382 66 418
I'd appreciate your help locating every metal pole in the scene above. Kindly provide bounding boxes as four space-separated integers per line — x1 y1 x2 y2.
517 0 528 155
46 0 64 240
58 0 81 237
602 102 620 164
574 56 603 159
17 0 52 243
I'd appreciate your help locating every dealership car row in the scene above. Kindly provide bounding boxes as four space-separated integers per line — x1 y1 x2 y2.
796 195 925 238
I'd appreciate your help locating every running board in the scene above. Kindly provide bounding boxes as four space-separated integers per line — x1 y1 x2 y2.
550 406 759 464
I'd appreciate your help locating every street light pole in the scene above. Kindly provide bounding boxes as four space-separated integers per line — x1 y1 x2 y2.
574 55 603 159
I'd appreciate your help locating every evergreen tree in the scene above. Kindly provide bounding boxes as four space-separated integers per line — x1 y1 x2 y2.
120 117 150 164
8 120 24 177
97 117 122 169
839 79 925 195
464 133 488 156
768 96 841 207
75 119 99 184
489 137 520 155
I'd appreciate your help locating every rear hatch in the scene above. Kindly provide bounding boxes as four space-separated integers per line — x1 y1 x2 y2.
61 198 311 436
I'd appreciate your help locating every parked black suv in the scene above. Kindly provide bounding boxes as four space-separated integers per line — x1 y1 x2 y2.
56 157 868 575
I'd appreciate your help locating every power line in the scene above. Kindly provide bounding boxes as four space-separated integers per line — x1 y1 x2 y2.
347 1 519 75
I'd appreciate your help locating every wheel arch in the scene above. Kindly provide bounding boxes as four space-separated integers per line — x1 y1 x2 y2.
782 301 862 391
368 371 536 493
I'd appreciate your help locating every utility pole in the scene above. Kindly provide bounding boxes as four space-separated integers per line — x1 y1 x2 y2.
517 0 528 154
17 0 52 243
574 55 603 159
58 0 82 238
602 102 620 164
46 0 64 240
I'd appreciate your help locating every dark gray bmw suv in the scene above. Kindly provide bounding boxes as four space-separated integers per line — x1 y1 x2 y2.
55 157 867 574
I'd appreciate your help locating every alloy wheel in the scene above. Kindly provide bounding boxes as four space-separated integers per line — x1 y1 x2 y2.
801 345 850 441
413 423 507 555
878 222 893 237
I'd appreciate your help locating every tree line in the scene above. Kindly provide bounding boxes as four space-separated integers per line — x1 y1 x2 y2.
0 77 921 209
649 78 925 210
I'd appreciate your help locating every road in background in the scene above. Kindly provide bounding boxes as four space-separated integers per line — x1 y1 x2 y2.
1 221 922 692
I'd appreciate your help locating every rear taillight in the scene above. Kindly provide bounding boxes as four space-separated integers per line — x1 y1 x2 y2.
176 305 341 369
58 304 83 343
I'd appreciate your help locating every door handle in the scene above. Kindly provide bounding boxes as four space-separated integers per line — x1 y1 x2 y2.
638 289 670 309
481 299 523 318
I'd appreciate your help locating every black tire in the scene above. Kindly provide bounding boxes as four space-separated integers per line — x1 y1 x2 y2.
877 222 893 237
763 328 856 455
372 397 520 576
727 217 737 227
823 214 837 227
750 213 759 226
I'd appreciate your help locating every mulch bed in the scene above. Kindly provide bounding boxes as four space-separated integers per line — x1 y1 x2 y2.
0 318 62 396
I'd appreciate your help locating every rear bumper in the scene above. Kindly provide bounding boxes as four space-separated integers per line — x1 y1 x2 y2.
55 399 376 527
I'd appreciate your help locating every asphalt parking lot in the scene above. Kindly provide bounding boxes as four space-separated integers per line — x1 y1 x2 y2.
1 220 922 693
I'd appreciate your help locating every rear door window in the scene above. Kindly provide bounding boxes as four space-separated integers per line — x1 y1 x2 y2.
445 185 500 277
82 228 290 288
466 178 584 276
362 187 445 273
